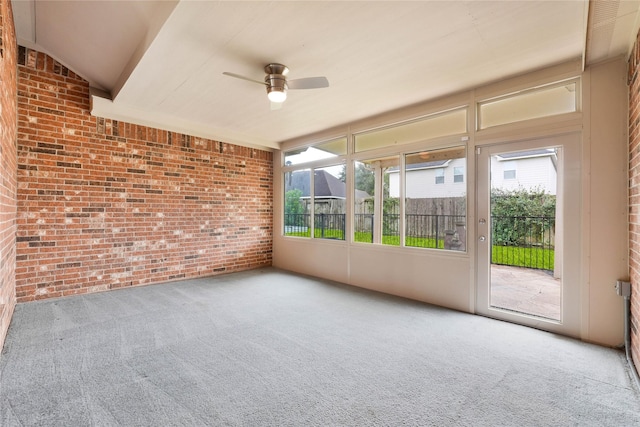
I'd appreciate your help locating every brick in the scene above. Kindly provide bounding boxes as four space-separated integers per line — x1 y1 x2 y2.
14 45 273 307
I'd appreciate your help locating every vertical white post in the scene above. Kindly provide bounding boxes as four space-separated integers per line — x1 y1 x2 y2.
373 162 382 244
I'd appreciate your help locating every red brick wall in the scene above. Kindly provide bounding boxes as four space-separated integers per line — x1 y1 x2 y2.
0 0 17 346
629 36 640 370
15 47 272 302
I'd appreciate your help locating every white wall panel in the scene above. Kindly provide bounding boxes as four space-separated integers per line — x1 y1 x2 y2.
348 246 471 312
586 58 629 346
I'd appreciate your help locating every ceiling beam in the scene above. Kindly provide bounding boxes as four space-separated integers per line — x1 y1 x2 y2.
91 90 278 151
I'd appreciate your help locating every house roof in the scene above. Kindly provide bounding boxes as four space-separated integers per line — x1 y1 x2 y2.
497 149 556 161
388 160 450 174
285 170 369 199
10 1 639 150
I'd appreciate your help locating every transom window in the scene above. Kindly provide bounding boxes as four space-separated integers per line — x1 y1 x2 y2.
284 137 347 166
354 108 467 152
478 80 578 130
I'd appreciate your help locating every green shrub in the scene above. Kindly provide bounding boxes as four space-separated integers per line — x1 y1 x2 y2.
491 187 555 246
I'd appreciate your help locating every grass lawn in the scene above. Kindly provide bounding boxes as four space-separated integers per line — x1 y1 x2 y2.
286 229 345 239
286 230 554 271
354 233 444 248
492 245 554 271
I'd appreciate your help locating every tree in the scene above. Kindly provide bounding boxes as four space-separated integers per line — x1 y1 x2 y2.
284 189 305 226
339 163 375 196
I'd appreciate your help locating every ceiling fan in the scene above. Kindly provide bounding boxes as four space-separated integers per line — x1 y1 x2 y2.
223 63 329 106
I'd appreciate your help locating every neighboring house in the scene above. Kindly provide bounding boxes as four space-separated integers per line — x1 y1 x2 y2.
285 170 369 200
491 149 557 195
388 158 467 198
388 149 556 198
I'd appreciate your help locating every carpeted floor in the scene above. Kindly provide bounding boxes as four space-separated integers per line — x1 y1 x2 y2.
1 267 639 426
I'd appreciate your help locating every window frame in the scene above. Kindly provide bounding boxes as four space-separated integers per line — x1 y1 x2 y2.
477 78 580 130
402 145 467 252
313 165 348 241
352 156 400 246
350 139 468 252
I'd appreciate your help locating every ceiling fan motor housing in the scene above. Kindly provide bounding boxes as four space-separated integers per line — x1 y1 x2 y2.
265 74 288 93
265 64 289 99
264 63 289 75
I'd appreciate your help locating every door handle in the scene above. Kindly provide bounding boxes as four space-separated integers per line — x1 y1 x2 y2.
478 236 486 242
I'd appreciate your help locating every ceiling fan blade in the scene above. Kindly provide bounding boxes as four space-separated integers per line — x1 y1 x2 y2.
287 76 329 90
222 72 267 86
270 101 283 111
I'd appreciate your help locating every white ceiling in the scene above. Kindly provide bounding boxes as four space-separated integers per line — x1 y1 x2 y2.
11 0 640 150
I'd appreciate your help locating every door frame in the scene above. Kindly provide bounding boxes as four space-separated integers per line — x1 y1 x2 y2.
475 132 582 337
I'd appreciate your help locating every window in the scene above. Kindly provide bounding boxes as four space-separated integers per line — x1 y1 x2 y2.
283 165 347 240
405 146 466 251
314 166 346 240
282 106 473 252
352 147 466 251
354 108 467 152
353 157 399 245
353 161 374 243
284 137 347 166
503 161 516 180
284 169 310 237
454 166 464 183
283 137 347 240
478 80 578 130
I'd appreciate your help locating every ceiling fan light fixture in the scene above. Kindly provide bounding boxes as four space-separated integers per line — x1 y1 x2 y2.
267 87 287 103
266 74 288 103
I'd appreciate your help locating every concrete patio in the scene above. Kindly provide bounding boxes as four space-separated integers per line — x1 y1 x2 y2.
490 264 561 321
